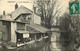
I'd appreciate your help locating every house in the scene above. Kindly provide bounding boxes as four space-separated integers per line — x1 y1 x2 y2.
0 3 50 48
0 14 29 47
0 4 33 44
10 5 34 44
11 4 49 45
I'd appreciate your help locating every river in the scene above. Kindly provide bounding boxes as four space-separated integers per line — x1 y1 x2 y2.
2 32 79 51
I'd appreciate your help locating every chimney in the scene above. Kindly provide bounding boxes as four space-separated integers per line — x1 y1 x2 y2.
15 3 18 10
33 5 36 14
3 11 5 15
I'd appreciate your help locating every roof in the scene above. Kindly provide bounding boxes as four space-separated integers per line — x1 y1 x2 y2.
34 14 41 18
14 13 31 20
0 19 27 24
12 5 33 20
1 15 13 21
0 6 34 24
51 28 60 32
26 24 50 33
16 30 29 34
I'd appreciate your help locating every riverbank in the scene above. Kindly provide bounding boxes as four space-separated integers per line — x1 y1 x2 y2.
2 37 49 51
17 38 49 51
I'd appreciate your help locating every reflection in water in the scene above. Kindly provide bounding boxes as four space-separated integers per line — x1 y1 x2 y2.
39 42 62 51
39 32 73 51
39 40 71 51
2 32 76 51
2 40 73 51
50 42 62 51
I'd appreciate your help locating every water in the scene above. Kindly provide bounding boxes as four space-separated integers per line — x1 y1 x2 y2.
2 41 78 51
39 32 74 51
2 32 79 51
39 41 71 51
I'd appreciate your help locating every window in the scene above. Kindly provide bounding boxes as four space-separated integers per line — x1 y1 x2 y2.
17 23 25 30
23 15 26 20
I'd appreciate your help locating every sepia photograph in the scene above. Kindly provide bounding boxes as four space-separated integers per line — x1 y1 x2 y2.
0 0 80 51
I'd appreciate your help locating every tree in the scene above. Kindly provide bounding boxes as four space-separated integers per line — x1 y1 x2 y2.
59 13 72 48
59 12 80 50
59 13 71 32
34 0 62 29
69 15 80 50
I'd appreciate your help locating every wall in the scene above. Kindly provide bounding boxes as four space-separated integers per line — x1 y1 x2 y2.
51 28 60 42
0 21 2 26
2 21 11 41
0 21 2 40
51 32 60 42
30 13 34 24
34 14 41 25
0 32 2 40
11 22 17 43
17 23 25 30
2 26 7 41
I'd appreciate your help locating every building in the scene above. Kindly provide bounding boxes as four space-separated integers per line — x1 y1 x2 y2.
0 4 33 46
0 3 50 48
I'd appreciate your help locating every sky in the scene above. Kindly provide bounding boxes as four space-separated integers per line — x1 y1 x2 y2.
0 0 69 15
0 0 34 15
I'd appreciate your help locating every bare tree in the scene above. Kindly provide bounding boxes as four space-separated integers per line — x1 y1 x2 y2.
34 0 62 29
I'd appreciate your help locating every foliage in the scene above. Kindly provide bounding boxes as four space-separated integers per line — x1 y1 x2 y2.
59 12 80 49
59 13 71 32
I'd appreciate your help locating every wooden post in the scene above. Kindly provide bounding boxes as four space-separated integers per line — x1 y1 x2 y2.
34 34 36 41
34 34 36 48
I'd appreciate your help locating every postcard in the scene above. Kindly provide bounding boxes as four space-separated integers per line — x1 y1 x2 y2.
0 0 80 51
